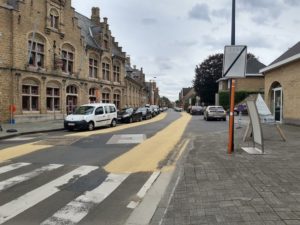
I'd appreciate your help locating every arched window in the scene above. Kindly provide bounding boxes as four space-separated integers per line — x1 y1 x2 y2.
102 88 111 103
22 79 40 111
50 8 59 29
46 82 60 111
113 90 121 109
89 88 97 103
113 61 121 83
28 33 45 68
66 85 78 114
102 58 110 81
62 43 75 74
89 53 99 78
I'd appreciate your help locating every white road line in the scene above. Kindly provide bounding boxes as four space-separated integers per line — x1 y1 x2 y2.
0 165 98 224
0 162 31 175
41 173 129 225
127 171 160 209
0 164 63 191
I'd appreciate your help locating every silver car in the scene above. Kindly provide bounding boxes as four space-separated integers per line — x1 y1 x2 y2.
204 106 227 121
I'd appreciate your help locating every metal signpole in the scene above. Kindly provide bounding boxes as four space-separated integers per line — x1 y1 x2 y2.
228 0 236 154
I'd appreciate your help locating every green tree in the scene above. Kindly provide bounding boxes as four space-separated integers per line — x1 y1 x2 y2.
159 96 172 107
193 53 223 105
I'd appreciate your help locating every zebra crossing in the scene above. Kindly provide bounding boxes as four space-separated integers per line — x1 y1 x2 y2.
0 162 160 225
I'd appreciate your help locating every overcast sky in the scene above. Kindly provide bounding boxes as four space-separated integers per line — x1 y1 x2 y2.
71 0 300 101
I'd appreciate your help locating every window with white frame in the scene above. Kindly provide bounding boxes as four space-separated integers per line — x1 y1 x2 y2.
46 87 60 111
22 84 39 111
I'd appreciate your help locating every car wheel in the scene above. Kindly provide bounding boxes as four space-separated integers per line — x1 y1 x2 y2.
88 122 94 131
129 117 133 123
111 119 117 127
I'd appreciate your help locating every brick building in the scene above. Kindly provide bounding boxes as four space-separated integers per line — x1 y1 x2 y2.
217 57 266 93
0 0 128 122
261 41 300 125
125 58 149 108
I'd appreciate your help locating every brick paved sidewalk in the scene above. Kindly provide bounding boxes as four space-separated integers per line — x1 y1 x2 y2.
151 120 300 225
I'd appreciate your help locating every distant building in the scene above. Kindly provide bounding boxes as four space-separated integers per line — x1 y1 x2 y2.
179 87 196 110
260 42 300 125
124 58 148 107
217 57 266 93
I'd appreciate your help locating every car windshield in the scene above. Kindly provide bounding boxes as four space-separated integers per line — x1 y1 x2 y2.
73 106 95 115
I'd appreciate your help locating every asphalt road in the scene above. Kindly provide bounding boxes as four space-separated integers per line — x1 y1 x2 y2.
0 110 192 225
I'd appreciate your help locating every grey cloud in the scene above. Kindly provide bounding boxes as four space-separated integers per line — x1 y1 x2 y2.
188 3 211 22
284 0 300 6
141 18 157 25
241 35 273 49
175 40 198 47
211 9 230 19
239 0 283 24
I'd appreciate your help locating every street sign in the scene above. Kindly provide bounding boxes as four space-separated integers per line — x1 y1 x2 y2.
223 45 247 78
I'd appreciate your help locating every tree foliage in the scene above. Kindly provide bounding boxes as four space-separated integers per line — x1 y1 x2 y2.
159 96 172 107
193 53 223 105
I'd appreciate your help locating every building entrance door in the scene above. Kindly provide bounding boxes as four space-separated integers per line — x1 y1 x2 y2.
273 87 282 122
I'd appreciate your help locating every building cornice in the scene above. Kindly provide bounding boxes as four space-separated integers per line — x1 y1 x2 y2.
260 53 300 73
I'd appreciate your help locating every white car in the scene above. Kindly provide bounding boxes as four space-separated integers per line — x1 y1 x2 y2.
64 103 118 131
204 106 227 121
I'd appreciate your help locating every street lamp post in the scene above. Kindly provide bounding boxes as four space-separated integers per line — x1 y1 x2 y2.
228 0 236 154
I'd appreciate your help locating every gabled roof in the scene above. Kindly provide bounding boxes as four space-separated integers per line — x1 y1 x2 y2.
260 42 300 73
217 57 265 82
75 12 101 50
246 58 266 74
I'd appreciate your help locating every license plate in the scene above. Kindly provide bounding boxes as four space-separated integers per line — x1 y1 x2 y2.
68 123 75 126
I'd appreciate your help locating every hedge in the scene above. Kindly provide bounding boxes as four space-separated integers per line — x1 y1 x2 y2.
219 91 264 110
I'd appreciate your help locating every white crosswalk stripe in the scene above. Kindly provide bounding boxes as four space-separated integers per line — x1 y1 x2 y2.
0 164 62 191
0 162 160 225
0 165 98 224
0 162 31 175
41 173 130 225
127 171 160 209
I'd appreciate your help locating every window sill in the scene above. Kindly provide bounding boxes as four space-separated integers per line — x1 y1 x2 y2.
22 111 40 114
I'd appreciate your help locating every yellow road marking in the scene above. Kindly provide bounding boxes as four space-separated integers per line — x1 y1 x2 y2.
0 142 52 163
66 112 167 137
0 113 168 162
104 112 192 173
156 139 190 173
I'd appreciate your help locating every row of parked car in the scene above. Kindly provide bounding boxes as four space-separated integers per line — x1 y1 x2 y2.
64 103 168 131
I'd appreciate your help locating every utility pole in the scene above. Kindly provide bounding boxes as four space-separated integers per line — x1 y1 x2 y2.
228 0 236 154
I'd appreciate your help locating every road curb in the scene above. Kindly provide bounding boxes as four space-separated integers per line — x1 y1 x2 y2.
0 128 65 140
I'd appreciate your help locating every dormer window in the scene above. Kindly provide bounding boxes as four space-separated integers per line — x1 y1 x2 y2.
50 8 59 30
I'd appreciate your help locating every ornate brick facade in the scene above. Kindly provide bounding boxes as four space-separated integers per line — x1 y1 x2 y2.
0 0 130 122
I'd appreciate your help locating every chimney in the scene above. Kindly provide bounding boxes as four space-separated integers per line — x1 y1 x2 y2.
91 7 100 26
133 65 136 70
103 17 108 24
126 56 131 65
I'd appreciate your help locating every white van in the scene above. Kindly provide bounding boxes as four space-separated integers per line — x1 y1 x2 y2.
64 103 118 131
